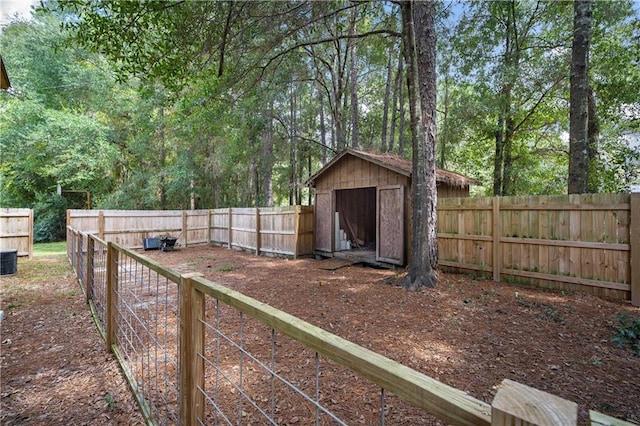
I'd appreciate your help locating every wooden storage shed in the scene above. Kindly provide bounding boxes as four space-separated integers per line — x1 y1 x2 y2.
306 148 476 266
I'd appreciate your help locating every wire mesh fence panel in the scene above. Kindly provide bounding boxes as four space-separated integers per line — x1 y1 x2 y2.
114 251 180 425
194 299 443 425
68 234 489 425
90 237 108 334
77 233 87 294
69 230 78 272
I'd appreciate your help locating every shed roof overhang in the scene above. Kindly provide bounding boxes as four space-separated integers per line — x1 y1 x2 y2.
306 148 478 188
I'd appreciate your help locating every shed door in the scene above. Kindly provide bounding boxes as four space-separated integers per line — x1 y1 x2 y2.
314 190 334 253
377 185 404 265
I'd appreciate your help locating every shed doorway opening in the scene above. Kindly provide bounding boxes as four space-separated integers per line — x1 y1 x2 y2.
335 187 376 251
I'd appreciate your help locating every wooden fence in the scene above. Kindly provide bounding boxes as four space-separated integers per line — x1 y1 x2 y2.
66 194 639 305
67 231 628 426
438 193 640 306
67 206 314 258
0 208 33 257
210 206 314 258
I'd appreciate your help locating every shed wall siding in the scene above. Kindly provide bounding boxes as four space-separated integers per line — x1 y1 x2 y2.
312 152 471 265
315 157 410 191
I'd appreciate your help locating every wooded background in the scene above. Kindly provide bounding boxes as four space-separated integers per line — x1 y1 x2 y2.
1 2 638 244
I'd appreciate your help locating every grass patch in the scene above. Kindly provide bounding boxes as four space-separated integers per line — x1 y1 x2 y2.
1 250 74 309
216 262 239 272
33 241 67 256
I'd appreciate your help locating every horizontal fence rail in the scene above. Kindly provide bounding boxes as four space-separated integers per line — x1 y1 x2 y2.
66 225 631 426
0 208 33 257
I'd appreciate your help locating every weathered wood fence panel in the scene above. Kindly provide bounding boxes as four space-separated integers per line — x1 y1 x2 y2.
438 193 637 304
67 209 201 249
66 195 636 303
67 206 314 258
209 206 314 258
0 208 33 257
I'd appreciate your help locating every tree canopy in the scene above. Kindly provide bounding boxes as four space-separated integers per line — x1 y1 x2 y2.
1 0 638 245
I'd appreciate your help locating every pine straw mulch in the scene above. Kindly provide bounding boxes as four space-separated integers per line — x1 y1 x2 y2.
1 254 144 425
1 245 639 425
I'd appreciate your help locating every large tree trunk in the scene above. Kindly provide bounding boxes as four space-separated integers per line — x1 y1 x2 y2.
400 0 437 291
568 0 592 194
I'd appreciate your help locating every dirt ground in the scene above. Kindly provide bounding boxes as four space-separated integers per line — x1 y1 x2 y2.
2 245 639 425
1 253 144 425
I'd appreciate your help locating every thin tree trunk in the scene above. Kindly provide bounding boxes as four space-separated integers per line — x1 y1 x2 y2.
318 84 328 163
587 86 599 192
438 77 449 169
289 81 297 205
158 104 166 209
342 72 350 148
262 101 275 206
493 124 504 196
349 6 359 150
389 48 402 155
397 53 406 157
568 0 592 194
209 140 219 208
190 179 196 209
502 114 515 195
381 51 393 153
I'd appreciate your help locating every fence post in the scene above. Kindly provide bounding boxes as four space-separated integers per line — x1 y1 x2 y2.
105 242 118 352
228 208 232 249
66 227 71 260
86 236 94 302
182 210 188 248
207 210 212 245
179 273 205 426
75 231 82 276
28 209 34 258
631 193 640 307
98 211 105 240
255 208 261 256
491 379 577 425
294 205 301 259
492 197 501 282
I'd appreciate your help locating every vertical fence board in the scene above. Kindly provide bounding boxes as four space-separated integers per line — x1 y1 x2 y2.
631 193 640 306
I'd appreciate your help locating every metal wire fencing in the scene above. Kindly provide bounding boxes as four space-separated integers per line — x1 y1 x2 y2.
113 248 181 424
195 298 428 425
68 230 182 424
89 236 108 332
68 230 492 426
